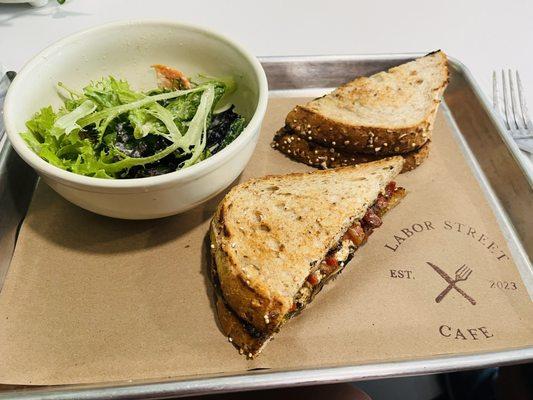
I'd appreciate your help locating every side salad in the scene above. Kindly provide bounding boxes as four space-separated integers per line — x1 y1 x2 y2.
21 65 246 179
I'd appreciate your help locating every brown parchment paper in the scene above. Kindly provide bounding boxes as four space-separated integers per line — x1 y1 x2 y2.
0 98 532 386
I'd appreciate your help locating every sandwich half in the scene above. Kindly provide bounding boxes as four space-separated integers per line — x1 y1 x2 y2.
210 157 405 357
272 126 430 172
285 50 449 155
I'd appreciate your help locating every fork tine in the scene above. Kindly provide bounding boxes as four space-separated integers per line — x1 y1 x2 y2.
508 70 522 129
492 71 500 112
501 70 512 129
516 71 532 129
460 265 472 277
457 264 467 275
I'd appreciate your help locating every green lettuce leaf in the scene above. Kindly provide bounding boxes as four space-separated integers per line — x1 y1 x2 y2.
25 106 56 140
83 77 141 109
181 85 215 167
77 85 207 128
52 100 96 137
128 108 168 140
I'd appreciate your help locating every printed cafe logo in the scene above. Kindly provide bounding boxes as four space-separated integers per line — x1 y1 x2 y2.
383 219 510 342
426 262 476 305
384 220 509 261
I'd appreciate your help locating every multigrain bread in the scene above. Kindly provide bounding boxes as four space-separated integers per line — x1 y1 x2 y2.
285 51 449 155
272 127 430 172
210 158 405 356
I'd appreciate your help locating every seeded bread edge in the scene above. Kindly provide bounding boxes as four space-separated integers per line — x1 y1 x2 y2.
272 127 430 172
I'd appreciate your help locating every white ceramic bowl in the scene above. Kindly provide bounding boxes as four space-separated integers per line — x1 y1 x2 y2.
4 20 268 219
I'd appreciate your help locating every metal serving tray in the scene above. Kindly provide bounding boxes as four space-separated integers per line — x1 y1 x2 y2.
0 54 531 399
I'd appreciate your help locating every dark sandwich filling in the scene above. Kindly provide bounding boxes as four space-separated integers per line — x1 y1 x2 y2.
290 181 405 315
211 181 405 351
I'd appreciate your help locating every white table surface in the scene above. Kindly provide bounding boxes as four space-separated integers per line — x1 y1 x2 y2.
1 0 532 173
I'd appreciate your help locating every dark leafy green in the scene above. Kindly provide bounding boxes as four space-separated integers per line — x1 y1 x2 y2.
206 106 246 154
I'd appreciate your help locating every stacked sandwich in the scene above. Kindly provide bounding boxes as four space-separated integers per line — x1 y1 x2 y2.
272 51 449 172
210 51 450 358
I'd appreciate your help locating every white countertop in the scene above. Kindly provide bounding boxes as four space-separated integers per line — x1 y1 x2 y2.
1 0 532 173
1 0 533 105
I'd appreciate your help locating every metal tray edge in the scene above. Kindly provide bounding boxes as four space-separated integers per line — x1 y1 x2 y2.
3 347 532 400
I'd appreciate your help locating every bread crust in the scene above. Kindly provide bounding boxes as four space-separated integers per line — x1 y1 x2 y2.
286 105 431 155
210 215 287 334
272 128 430 172
285 51 449 155
215 294 269 357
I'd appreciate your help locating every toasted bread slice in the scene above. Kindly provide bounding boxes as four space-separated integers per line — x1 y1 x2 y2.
286 51 448 155
210 158 405 356
272 127 430 172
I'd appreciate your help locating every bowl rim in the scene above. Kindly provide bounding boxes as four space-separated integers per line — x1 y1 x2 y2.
4 19 268 190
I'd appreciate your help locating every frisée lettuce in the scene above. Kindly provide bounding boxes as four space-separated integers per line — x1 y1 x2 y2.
20 66 246 179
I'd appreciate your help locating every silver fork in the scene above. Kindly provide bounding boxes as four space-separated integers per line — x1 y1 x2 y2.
492 70 533 154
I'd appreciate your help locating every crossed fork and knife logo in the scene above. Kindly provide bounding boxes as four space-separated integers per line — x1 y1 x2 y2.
427 262 477 305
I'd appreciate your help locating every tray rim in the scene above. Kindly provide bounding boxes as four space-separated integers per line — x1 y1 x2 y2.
2 347 532 400
1 53 532 399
